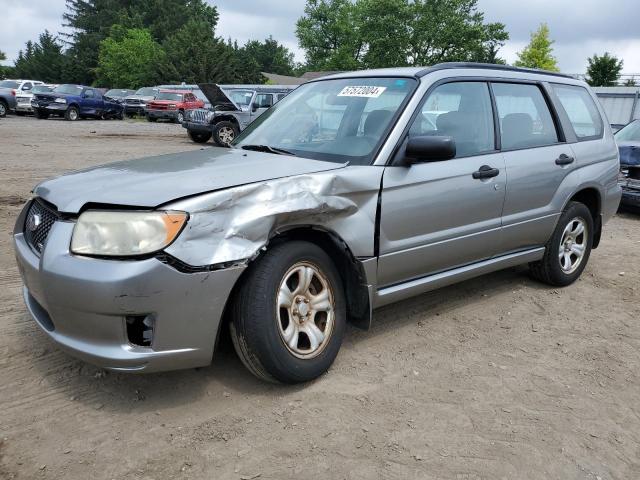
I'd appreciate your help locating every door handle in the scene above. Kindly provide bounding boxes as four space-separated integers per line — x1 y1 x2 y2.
473 165 500 179
555 154 575 166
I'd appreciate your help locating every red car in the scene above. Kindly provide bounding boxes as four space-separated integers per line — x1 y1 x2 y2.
146 90 204 123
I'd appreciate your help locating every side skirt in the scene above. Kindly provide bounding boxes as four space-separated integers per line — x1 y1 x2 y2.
374 247 545 308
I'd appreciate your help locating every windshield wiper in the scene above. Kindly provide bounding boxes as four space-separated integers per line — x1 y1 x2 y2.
240 144 296 156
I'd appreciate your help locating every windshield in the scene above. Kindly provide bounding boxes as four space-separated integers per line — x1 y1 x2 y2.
156 92 183 101
32 85 53 94
615 120 640 142
234 77 417 165
54 84 83 95
135 87 158 96
105 89 132 97
0 80 19 89
227 90 254 107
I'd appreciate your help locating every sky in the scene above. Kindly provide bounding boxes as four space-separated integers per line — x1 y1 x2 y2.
1 0 639 74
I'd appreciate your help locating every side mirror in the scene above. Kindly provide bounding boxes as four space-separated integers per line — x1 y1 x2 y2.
403 135 456 165
251 103 258 112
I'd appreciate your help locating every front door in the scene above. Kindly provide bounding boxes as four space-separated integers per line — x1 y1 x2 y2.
378 81 506 287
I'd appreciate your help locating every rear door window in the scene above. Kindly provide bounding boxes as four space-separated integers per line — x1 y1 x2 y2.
492 83 559 150
551 84 604 140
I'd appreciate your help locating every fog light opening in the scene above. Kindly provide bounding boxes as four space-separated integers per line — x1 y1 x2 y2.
126 315 155 347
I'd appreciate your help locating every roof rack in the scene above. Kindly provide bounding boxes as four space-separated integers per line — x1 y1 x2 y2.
417 62 575 80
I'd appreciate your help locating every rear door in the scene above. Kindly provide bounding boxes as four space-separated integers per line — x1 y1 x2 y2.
378 81 506 287
492 82 577 254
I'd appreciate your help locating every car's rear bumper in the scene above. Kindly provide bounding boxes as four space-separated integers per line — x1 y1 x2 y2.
13 203 245 373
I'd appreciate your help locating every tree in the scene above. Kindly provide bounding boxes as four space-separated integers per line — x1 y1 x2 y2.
13 31 68 83
0 50 7 79
586 52 623 87
95 26 165 88
242 37 296 76
162 20 237 84
296 0 508 70
62 0 218 84
514 23 559 72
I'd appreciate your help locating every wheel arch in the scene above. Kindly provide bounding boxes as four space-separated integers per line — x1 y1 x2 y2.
212 114 240 127
565 187 603 248
215 225 372 352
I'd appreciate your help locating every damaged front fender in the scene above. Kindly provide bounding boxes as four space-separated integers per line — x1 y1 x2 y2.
163 166 384 268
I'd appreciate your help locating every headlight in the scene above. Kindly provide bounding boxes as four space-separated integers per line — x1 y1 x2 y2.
71 210 188 257
54 98 67 104
206 111 215 123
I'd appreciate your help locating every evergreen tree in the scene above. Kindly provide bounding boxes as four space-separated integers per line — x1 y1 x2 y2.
586 52 624 87
514 23 559 72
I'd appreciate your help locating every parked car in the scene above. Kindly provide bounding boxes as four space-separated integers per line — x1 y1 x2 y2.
156 84 211 109
13 63 621 383
123 87 159 117
145 90 204 123
0 79 44 117
104 89 135 104
15 84 56 115
32 84 124 121
615 119 640 208
183 84 296 146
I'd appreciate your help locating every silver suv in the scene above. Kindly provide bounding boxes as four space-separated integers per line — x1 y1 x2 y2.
13 63 621 383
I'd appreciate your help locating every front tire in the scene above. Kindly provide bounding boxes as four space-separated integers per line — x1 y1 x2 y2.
188 130 212 143
65 106 79 121
35 109 49 119
230 241 346 383
529 201 593 287
175 110 184 123
213 121 238 147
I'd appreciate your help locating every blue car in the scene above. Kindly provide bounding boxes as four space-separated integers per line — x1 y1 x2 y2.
32 84 124 121
615 120 640 208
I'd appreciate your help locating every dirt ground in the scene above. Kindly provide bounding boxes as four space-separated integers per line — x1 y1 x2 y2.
1 116 639 480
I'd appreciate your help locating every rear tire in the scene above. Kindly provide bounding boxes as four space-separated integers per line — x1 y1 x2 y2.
529 201 593 287
213 121 238 147
65 106 79 121
187 130 212 143
0 101 7 117
230 241 346 383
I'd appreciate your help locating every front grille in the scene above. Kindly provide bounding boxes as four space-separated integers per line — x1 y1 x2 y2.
126 99 142 105
189 109 208 124
23 199 59 255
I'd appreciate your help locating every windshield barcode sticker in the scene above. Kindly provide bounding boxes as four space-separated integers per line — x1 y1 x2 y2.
338 86 387 98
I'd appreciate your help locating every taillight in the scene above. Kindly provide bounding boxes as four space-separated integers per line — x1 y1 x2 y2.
11 89 16 96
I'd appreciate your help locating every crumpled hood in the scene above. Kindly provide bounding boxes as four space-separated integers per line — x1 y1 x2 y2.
34 147 346 213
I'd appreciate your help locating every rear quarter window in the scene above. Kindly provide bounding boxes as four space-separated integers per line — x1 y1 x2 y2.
552 84 604 141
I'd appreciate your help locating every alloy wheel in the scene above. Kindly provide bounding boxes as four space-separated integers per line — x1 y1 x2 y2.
558 217 588 274
276 262 335 359
218 126 235 145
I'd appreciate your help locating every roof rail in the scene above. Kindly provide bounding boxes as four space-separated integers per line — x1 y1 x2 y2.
417 62 575 80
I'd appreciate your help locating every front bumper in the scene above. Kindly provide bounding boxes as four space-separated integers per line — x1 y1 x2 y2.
147 109 180 120
33 103 68 114
182 121 212 133
124 105 146 115
621 187 640 208
14 204 245 373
